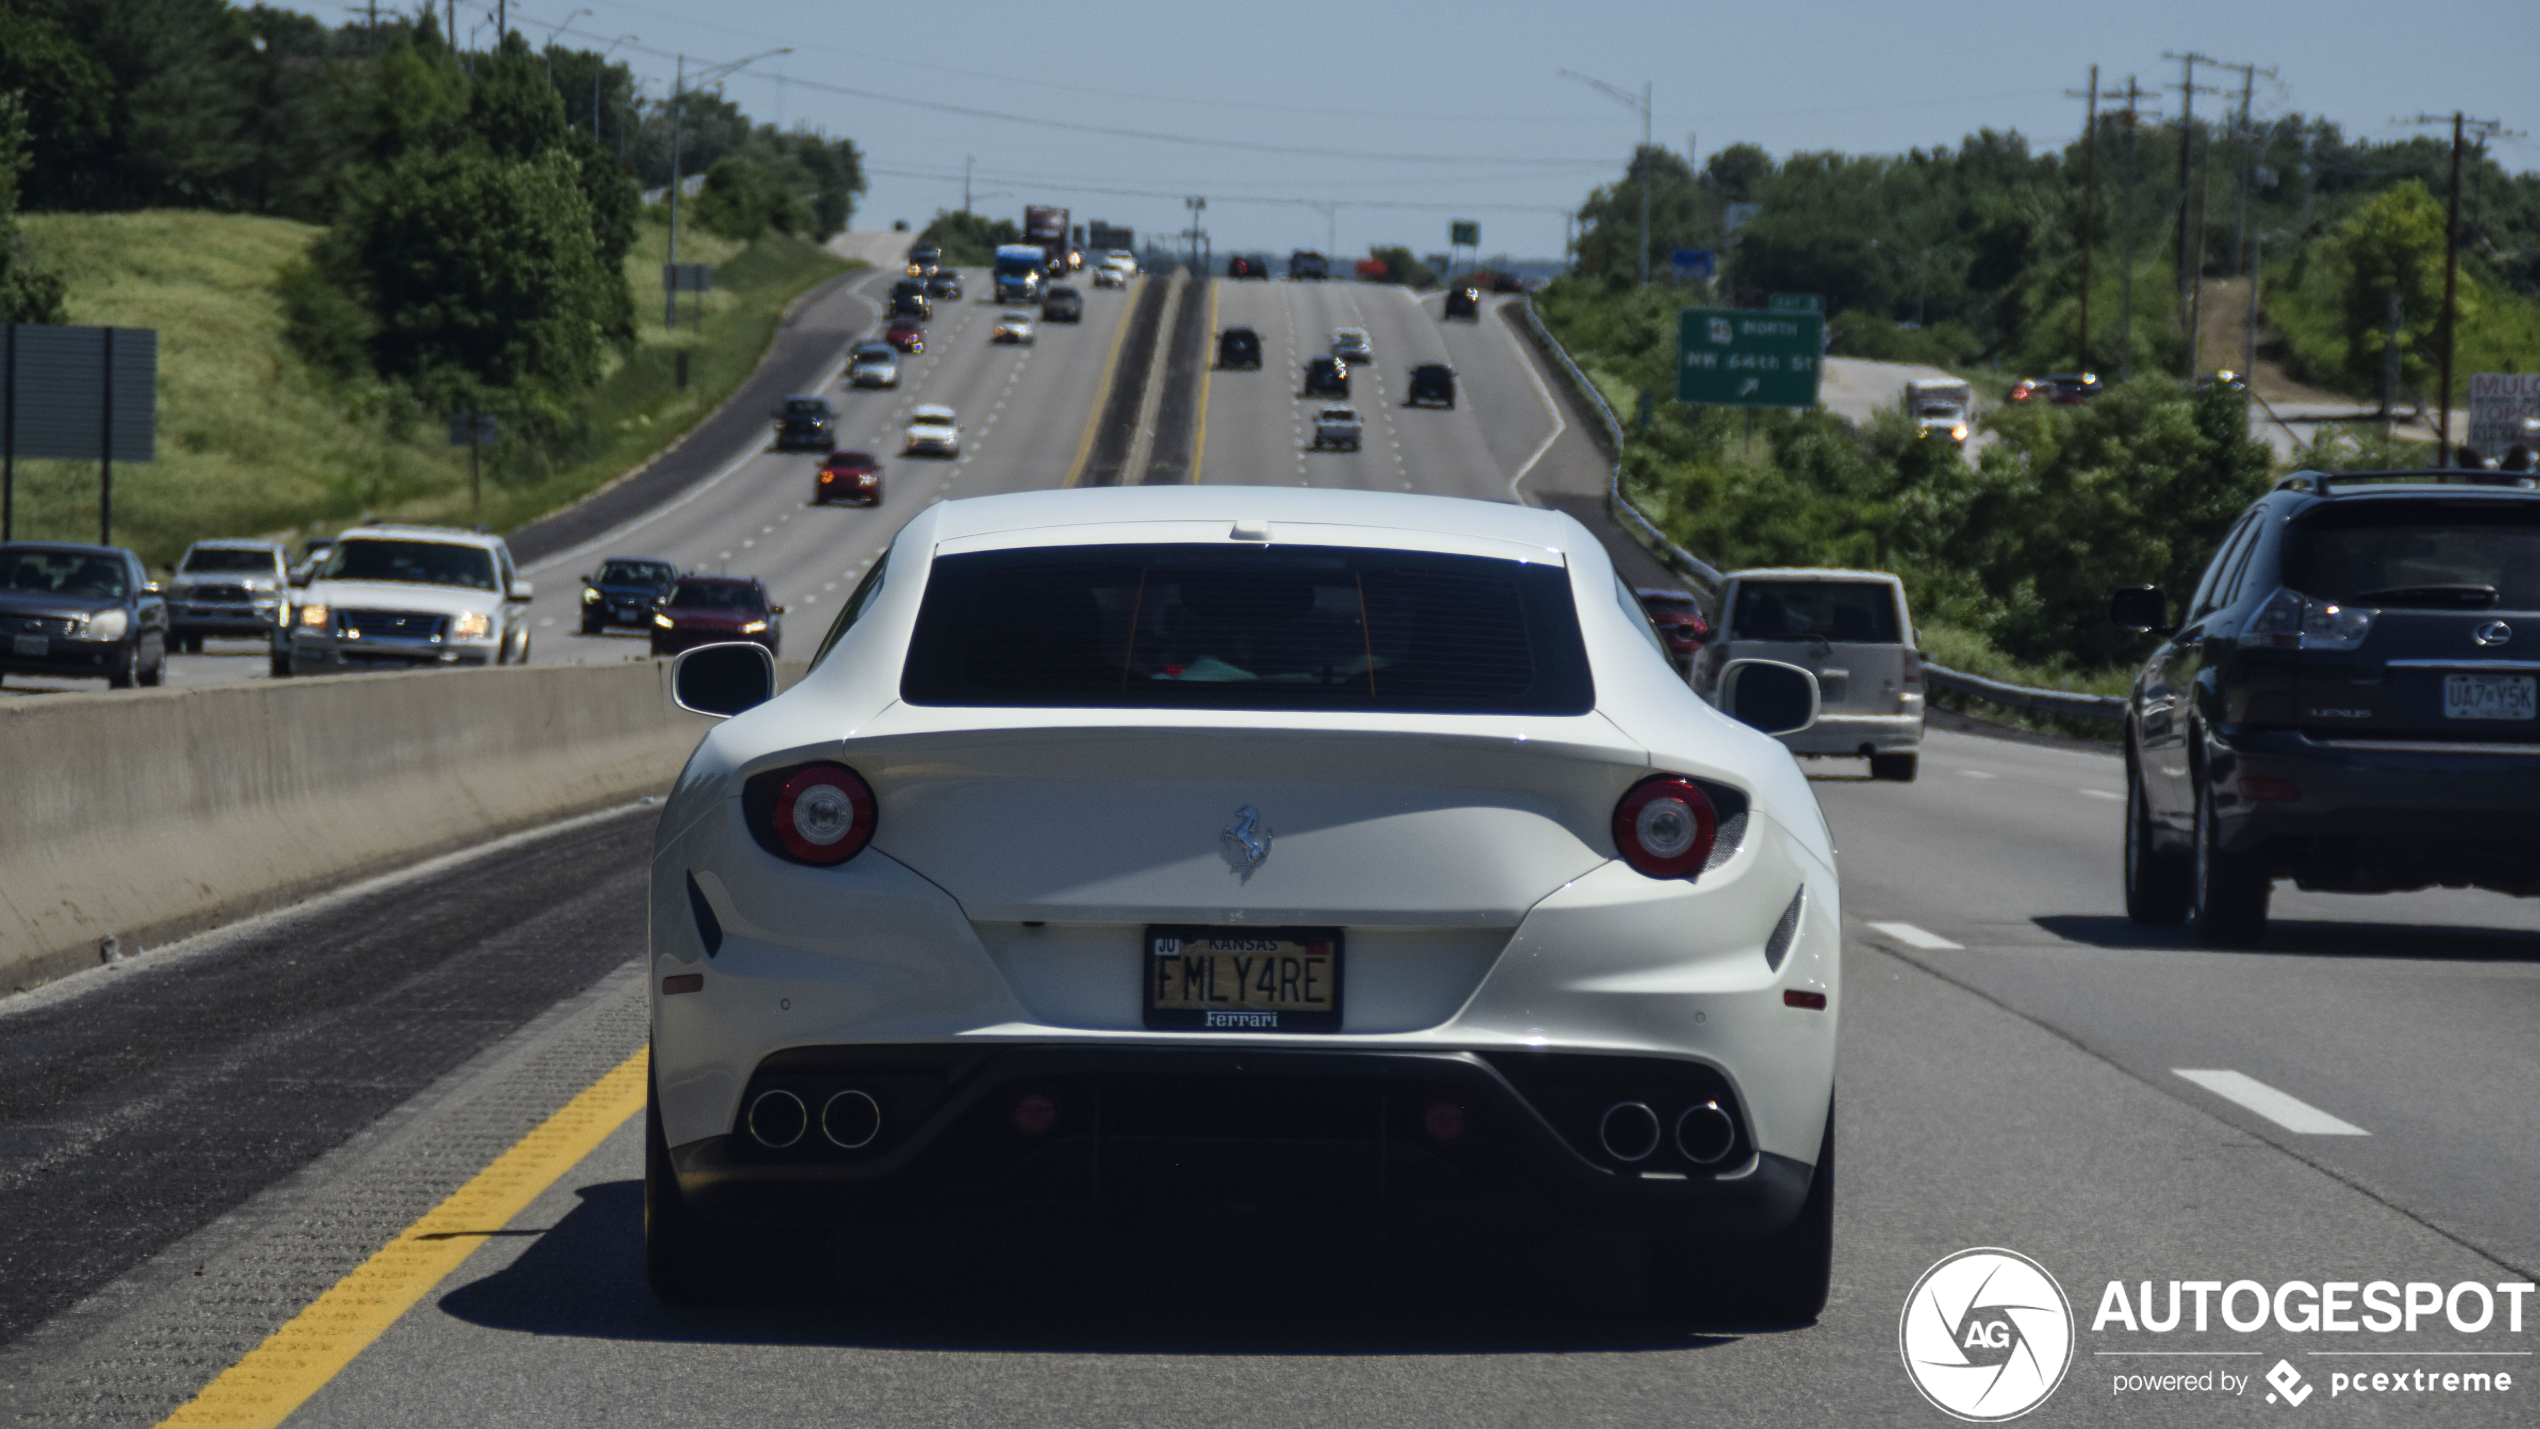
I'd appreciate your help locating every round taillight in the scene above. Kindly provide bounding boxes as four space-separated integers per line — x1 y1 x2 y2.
772 763 876 865
1612 774 1718 879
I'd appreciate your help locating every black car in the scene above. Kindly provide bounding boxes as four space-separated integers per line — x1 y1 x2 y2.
1406 363 1456 408
772 396 836 452
1041 285 1082 322
1288 249 1329 281
1443 286 1480 321
889 281 932 321
0 542 168 689
1227 255 1270 279
1302 356 1348 397
579 556 679 635
2111 469 2540 945
905 245 940 277
926 270 963 300
1217 327 1262 369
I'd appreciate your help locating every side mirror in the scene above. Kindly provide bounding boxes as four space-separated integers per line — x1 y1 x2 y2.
770 604 786 615
2109 586 2168 633
507 580 534 602
1718 658 1821 737
672 642 777 719
579 573 592 584
290 571 311 588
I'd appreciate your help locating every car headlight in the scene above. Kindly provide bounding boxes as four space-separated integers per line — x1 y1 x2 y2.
298 603 331 629
654 613 674 628
452 612 492 640
81 608 131 641
583 587 600 603
741 619 768 634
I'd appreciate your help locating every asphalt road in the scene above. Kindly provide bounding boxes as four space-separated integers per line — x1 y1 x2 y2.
4 279 2535 1427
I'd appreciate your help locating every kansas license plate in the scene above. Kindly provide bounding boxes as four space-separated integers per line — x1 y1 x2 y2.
2442 673 2537 721
1144 927 1342 1032
11 635 47 656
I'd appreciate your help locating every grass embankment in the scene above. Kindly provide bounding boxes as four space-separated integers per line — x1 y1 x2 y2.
10 211 849 568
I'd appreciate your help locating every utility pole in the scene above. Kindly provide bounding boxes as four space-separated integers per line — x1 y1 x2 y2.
2213 60 2277 382
962 155 972 217
1559 70 1654 286
2116 77 2158 383
2402 112 2511 455
2066 66 2099 369
497 0 505 46
2164 53 2223 374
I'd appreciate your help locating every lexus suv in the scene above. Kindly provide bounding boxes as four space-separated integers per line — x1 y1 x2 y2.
2113 470 2540 944
288 524 532 674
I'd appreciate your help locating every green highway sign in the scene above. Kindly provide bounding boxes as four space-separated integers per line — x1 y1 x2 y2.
1449 220 1480 247
1767 292 1823 312
1678 307 1824 408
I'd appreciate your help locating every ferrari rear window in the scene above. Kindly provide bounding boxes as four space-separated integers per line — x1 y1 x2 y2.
902 543 1592 714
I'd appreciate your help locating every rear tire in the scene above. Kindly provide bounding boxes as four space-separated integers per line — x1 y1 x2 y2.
1868 752 1917 782
2191 782 2270 946
1647 1100 1834 1325
2124 761 2191 923
645 1072 727 1305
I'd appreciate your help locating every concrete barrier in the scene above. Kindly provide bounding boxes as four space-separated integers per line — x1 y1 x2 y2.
0 660 762 994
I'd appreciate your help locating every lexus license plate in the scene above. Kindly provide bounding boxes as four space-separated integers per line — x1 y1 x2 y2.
2442 673 2536 721
1144 927 1342 1032
11 635 47 657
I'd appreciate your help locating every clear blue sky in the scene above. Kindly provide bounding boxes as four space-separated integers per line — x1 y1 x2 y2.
283 0 2535 259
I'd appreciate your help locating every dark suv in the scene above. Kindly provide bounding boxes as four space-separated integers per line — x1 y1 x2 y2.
1302 357 1348 398
2111 470 2540 944
1217 327 1262 369
772 396 836 452
1406 363 1456 407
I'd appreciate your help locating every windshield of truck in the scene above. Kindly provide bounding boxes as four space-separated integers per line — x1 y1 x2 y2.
904 543 1591 714
321 539 496 591
994 255 1038 276
1730 579 1901 643
182 548 278 574
2284 501 2540 610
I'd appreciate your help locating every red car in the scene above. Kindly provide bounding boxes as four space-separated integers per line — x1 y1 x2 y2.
651 575 783 658
2009 372 2102 405
1227 255 1270 279
815 450 883 507
1634 587 1712 667
884 318 925 354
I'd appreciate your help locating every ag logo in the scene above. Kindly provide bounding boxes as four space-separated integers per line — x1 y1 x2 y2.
1899 1248 2074 1421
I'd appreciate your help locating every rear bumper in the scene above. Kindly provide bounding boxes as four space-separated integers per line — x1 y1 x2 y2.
2211 728 2540 893
1778 712 1923 757
671 1043 1814 1237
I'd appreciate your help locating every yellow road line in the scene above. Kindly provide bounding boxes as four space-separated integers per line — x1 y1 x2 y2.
158 1049 651 1429
1189 278 1218 485
1065 274 1141 488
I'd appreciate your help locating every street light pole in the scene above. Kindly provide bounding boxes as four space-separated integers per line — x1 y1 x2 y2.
1558 70 1654 286
664 47 793 330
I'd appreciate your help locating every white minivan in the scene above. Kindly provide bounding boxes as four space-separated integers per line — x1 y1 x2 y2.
1691 567 1925 781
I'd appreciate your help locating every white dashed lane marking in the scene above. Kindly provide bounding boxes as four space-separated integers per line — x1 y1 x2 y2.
2077 789 2124 802
1957 769 1998 780
1867 921 1963 950
2173 1070 2369 1136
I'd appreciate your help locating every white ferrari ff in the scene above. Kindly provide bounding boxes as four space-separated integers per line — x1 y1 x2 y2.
646 486 1840 1315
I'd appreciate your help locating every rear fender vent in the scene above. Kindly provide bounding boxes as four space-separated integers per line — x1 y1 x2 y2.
685 872 724 958
1763 885 1805 971
1698 780 1750 874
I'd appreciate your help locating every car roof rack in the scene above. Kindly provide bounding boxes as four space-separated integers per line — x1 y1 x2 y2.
2276 468 2540 496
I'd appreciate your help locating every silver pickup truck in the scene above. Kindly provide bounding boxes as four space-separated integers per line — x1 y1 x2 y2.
1310 405 1362 451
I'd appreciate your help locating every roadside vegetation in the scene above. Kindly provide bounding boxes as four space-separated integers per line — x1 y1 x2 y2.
916 211 1022 267
1 3 862 565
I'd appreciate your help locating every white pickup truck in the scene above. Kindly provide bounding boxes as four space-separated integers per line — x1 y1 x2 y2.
1905 379 1975 444
1310 406 1362 451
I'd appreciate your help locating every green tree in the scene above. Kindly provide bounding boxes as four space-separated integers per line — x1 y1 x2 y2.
1573 144 1708 284
690 154 810 241
0 5 114 210
2327 180 2450 393
0 90 68 323
314 145 614 412
918 209 1021 266
1365 245 1434 287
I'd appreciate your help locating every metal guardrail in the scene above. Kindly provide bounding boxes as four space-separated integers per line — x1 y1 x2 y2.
1514 298 1724 591
1518 296 2127 727
1921 662 2126 723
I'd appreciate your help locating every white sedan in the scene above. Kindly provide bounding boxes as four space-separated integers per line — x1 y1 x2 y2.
901 404 958 457
993 310 1036 345
643 486 1841 1318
